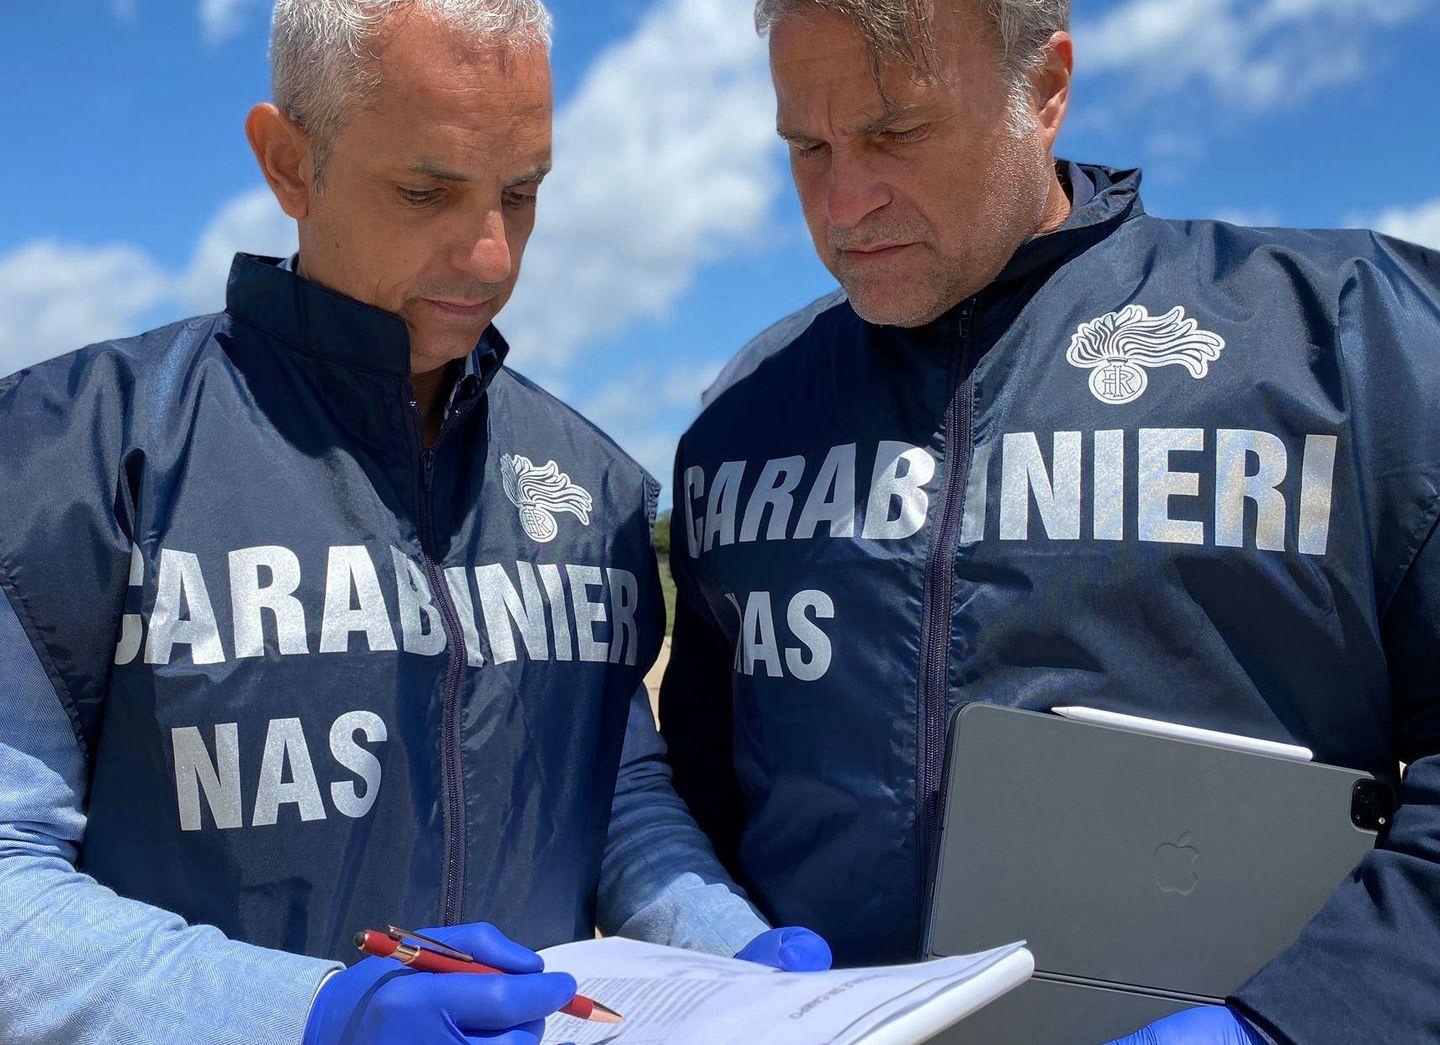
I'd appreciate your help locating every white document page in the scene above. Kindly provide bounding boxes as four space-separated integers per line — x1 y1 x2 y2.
538 937 1033 1045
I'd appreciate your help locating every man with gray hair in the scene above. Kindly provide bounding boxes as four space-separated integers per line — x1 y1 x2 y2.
0 2 828 1043
660 0 1440 1041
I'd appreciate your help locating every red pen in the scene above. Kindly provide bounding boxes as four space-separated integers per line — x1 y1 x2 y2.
355 926 623 1024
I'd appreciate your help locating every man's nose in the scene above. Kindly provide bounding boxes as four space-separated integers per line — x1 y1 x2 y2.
825 151 889 232
454 206 513 285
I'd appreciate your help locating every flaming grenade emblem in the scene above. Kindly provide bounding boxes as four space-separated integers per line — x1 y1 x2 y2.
500 454 594 543
1066 304 1226 405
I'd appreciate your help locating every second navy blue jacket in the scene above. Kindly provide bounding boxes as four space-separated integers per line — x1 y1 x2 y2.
660 163 1440 1042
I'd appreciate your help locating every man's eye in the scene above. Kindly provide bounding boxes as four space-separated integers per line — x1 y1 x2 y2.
883 125 930 144
790 141 828 157
397 186 443 206
503 189 539 208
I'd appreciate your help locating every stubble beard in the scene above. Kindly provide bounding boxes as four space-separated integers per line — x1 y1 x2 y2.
840 127 1053 329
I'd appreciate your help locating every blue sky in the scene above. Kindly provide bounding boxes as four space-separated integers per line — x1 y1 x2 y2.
3 0 1439 486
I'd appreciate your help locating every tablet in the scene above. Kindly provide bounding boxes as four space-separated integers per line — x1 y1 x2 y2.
924 703 1391 1044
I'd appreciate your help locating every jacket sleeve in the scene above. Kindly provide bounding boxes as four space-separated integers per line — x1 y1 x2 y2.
1231 511 1440 1041
0 348 143 757
0 594 340 1045
657 444 749 872
1231 237 1440 1042
596 686 768 954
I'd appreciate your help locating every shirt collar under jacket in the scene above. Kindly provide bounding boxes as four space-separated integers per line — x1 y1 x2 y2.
225 252 506 410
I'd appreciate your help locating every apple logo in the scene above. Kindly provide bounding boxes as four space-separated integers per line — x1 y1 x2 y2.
1154 832 1200 895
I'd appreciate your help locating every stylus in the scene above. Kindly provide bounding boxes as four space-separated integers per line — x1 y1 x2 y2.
1051 706 1314 763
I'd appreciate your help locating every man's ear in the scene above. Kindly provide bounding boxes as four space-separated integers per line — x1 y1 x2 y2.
1031 31 1072 152
245 103 313 220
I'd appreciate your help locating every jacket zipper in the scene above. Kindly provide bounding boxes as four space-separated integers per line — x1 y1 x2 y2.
407 392 470 926
916 299 976 932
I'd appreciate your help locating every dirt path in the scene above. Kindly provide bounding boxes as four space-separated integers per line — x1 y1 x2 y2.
642 637 670 723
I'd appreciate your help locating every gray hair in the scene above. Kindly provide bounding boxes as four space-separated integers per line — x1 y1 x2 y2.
754 0 1068 130
271 0 553 175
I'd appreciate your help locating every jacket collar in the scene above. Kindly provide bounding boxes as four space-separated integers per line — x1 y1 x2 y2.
897 161 1142 347
224 253 509 393
989 160 1143 288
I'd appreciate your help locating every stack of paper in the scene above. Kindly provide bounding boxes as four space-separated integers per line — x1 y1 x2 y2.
538 937 1033 1044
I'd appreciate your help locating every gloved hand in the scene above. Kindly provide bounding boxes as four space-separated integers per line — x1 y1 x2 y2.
1104 1005 1268 1045
303 922 577 1045
734 926 833 971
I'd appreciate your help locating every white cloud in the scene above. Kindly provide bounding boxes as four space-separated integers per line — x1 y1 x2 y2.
200 0 264 45
1074 0 1431 113
1208 206 1284 228
572 358 725 480
2 0 783 478
172 186 298 314
0 242 171 376
1369 198 1440 252
502 0 783 367
0 188 295 378
583 358 724 421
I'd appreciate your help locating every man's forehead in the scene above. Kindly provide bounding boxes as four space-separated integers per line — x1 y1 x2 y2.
361 10 553 125
341 102 552 189
772 13 949 120
348 26 553 182
776 66 943 138
770 0 1001 132
368 46 553 121
362 78 553 134
368 7 550 85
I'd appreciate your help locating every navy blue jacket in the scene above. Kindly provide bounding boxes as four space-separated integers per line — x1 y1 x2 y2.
0 254 663 961
660 163 1440 1041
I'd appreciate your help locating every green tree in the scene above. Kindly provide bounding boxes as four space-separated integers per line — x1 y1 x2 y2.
652 510 675 635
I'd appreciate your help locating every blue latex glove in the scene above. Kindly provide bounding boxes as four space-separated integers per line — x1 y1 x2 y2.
1105 1005 1268 1045
734 926 833 971
303 923 577 1045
